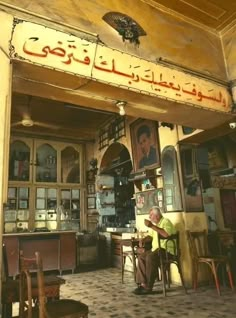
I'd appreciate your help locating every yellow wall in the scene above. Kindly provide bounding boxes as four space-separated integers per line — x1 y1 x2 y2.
95 119 211 286
222 24 236 80
2 0 226 80
132 124 209 286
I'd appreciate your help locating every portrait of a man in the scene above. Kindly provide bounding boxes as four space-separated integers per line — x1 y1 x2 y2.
137 124 157 169
130 119 160 172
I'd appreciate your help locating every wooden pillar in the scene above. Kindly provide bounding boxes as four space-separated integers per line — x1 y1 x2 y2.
0 10 13 314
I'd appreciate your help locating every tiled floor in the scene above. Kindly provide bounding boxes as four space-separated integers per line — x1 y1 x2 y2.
13 267 236 317
61 268 236 318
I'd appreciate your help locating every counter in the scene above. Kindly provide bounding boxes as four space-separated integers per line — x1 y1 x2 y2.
105 227 136 233
3 231 77 277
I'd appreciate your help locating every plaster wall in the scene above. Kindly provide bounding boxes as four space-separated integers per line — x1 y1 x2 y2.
133 125 209 285
1 0 227 80
0 11 13 54
222 25 236 80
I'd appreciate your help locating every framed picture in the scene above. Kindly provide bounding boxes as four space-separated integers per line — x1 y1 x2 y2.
130 118 160 172
87 183 95 194
87 170 96 182
180 145 204 212
135 189 164 215
87 197 96 209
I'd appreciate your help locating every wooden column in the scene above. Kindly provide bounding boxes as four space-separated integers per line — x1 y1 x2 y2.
0 12 14 314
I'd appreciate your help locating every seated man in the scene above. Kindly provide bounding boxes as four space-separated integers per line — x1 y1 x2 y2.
134 206 176 295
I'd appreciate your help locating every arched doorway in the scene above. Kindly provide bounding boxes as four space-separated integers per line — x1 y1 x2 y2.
98 142 135 229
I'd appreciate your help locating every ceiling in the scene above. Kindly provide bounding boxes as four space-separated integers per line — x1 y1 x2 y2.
11 93 115 142
2 0 235 34
4 0 236 142
147 0 236 33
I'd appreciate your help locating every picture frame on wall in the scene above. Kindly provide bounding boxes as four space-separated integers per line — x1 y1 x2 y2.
86 170 96 182
87 197 96 209
87 183 95 195
130 118 160 172
135 189 164 215
180 145 204 212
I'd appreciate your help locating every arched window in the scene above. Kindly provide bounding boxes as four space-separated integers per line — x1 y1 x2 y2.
162 146 182 211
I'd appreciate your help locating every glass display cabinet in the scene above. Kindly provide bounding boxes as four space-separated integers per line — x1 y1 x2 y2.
9 139 32 182
6 137 83 232
35 143 57 183
61 146 80 183
60 188 80 231
5 186 30 232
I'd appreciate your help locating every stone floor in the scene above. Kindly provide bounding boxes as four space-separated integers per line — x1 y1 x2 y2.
13 267 236 317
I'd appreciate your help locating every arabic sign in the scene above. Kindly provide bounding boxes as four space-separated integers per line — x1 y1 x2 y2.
11 20 232 112
11 20 96 77
93 45 231 112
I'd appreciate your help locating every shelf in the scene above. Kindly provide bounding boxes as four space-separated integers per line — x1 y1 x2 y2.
128 168 157 191
101 187 114 191
101 203 115 208
100 159 131 174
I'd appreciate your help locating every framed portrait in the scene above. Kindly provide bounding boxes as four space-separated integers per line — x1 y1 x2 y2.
86 170 96 182
87 197 96 209
180 145 204 212
130 118 160 172
87 183 95 194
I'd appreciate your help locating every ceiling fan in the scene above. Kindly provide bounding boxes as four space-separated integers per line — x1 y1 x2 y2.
11 96 60 130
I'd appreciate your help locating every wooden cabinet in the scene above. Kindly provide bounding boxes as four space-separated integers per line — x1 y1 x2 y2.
60 232 76 272
5 137 84 232
9 137 82 185
8 138 32 182
3 231 76 277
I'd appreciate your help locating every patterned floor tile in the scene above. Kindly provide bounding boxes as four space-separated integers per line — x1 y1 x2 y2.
12 267 236 317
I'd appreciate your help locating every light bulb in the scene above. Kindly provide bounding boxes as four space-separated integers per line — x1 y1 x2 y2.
116 101 127 116
119 105 125 116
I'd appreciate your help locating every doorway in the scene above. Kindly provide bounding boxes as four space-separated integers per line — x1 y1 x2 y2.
99 142 135 229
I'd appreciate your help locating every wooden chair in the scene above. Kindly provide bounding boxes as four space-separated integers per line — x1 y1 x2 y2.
19 251 88 318
19 250 66 302
120 238 139 283
1 246 66 318
158 232 187 296
187 230 234 295
2 244 19 318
